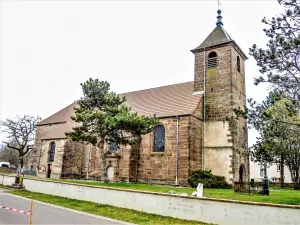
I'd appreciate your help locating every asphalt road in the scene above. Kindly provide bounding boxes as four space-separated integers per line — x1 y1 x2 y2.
0 188 132 225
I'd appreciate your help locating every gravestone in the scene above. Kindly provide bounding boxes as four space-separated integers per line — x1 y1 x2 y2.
197 183 203 197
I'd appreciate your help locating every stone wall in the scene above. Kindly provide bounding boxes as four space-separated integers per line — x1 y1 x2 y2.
26 123 63 170
61 140 85 174
204 121 233 182
229 46 249 182
38 139 66 179
115 115 201 185
192 44 248 183
188 116 202 173
16 176 300 225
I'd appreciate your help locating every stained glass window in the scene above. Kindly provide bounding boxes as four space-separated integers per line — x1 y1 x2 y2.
109 142 118 152
49 142 55 162
153 124 165 152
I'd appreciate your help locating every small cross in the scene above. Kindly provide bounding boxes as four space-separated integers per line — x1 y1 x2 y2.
217 0 221 9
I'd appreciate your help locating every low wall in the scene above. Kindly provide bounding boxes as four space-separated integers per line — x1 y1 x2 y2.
1 174 300 225
0 174 15 186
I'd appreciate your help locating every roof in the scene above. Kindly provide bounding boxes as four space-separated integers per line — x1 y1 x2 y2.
192 26 232 51
39 81 203 140
191 9 248 59
38 102 77 126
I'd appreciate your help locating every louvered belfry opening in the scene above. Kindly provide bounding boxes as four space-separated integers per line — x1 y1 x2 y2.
208 51 218 68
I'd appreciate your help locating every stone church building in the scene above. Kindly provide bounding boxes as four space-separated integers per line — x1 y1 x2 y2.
28 10 249 185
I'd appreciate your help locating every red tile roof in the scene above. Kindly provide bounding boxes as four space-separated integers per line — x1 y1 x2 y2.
39 81 202 140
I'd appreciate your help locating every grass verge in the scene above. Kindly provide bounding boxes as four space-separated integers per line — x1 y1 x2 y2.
47 179 300 206
9 190 213 225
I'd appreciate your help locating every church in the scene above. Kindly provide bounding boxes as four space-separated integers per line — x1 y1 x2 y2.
28 10 249 185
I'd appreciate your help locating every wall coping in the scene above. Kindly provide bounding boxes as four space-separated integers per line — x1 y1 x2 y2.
1 174 299 210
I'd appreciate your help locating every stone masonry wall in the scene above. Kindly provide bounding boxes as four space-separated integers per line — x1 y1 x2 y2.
27 123 63 170
61 140 85 174
117 116 193 185
38 139 66 179
188 116 202 173
230 46 249 182
193 44 248 182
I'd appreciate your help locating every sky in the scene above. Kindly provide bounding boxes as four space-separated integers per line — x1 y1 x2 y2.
0 0 283 146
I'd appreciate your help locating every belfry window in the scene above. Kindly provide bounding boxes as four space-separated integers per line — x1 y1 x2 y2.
153 124 165 152
49 142 56 162
208 52 218 68
237 56 241 73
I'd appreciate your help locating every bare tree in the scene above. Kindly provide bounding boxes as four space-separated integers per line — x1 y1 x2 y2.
0 140 19 167
0 115 38 168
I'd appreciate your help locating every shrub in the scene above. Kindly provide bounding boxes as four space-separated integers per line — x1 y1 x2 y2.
188 170 231 189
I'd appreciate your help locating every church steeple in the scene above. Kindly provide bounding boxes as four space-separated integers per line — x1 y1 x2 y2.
216 9 223 26
190 9 247 60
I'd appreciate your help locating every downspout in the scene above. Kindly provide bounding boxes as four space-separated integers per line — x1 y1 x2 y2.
87 143 91 179
202 47 206 170
175 115 179 185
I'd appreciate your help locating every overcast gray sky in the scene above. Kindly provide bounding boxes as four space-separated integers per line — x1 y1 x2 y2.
0 0 283 146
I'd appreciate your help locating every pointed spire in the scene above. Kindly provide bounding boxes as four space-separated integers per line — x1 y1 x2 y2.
216 9 223 26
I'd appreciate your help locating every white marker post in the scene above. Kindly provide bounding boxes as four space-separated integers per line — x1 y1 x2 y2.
197 183 203 198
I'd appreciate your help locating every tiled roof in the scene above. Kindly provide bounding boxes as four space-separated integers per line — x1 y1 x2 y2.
192 26 232 51
120 81 201 118
39 81 203 140
38 102 77 126
191 25 248 60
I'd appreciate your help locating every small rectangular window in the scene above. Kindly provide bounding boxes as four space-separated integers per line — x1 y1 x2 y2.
260 168 264 177
277 164 281 172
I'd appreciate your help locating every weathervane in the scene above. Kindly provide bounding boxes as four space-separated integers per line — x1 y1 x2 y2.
217 0 221 9
216 0 223 26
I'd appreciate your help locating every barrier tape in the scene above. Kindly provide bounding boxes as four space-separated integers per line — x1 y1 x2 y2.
0 205 31 215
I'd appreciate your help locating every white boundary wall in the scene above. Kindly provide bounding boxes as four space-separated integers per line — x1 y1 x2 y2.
1 174 300 225
0 174 15 186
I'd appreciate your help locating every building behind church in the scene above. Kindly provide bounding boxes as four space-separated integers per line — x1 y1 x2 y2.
27 10 249 185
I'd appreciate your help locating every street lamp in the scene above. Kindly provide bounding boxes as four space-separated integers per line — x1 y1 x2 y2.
262 161 270 196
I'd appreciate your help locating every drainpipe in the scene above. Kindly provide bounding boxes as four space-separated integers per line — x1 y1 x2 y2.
37 140 43 176
202 47 206 170
87 143 91 180
175 116 179 185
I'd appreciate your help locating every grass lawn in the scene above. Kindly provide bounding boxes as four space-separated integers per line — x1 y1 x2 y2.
47 179 300 206
9 190 212 225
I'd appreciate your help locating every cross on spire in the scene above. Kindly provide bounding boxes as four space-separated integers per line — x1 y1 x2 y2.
217 0 221 9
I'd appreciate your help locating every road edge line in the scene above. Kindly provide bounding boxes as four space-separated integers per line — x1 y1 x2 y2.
5 192 135 225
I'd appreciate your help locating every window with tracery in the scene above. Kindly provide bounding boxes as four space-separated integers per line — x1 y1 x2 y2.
153 124 165 152
49 142 55 162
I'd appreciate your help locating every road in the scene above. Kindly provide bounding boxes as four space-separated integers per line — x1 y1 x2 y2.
0 188 132 225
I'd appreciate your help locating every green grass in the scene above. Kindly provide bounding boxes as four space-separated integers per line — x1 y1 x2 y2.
9 190 212 225
47 179 300 206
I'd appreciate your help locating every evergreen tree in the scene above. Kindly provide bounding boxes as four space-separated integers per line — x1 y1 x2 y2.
66 78 158 180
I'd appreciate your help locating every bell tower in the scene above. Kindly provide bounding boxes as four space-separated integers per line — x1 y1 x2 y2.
191 10 249 183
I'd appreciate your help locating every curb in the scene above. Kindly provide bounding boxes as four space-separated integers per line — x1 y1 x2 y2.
6 192 136 225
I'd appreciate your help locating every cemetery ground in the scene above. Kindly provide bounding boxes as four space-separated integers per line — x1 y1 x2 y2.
8 189 213 225
47 178 300 206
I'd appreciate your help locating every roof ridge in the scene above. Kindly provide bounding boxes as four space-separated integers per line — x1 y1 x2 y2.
119 81 193 95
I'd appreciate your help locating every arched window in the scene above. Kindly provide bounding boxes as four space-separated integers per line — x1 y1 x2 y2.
237 56 241 73
49 142 55 162
109 142 118 152
208 51 218 68
153 124 165 152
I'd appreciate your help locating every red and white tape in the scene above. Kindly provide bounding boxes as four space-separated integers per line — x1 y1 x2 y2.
0 205 31 215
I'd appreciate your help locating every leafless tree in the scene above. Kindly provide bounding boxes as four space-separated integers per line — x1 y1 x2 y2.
0 140 19 167
0 115 38 168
